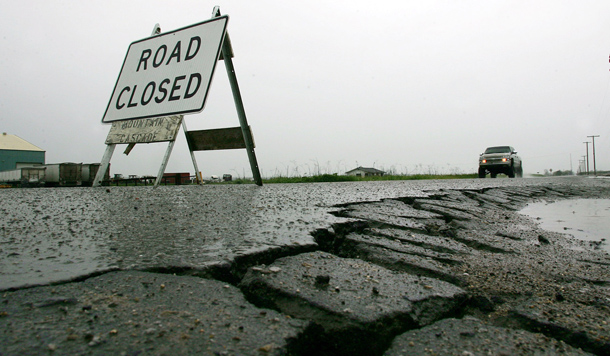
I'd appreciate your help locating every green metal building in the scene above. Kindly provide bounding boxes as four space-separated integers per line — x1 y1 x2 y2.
0 133 45 172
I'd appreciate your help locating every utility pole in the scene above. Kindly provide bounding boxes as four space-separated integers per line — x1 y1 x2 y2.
583 141 590 175
588 135 600 176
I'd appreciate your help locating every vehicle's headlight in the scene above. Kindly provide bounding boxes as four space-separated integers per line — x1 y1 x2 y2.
481 159 487 163
501 158 508 162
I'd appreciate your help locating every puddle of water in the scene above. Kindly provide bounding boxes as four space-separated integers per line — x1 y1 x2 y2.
520 199 610 253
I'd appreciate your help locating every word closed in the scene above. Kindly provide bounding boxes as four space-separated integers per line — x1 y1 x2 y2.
102 16 228 123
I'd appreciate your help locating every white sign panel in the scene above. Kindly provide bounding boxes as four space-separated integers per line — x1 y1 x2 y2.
102 16 228 123
105 116 183 144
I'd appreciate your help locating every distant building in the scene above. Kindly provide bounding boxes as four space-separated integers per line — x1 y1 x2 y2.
162 172 191 185
0 133 45 172
345 166 385 177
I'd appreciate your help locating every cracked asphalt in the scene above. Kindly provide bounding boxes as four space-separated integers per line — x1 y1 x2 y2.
1 176 609 355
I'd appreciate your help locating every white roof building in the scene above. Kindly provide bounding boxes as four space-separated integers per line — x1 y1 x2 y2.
345 166 385 177
0 133 44 151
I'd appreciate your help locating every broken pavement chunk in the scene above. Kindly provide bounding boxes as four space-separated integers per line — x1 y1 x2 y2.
240 251 467 330
384 317 594 356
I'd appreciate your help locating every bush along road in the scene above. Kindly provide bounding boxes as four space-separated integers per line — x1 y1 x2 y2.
1 178 609 355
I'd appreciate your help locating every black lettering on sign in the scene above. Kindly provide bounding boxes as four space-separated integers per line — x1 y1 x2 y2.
128 132 159 142
145 117 164 127
135 36 201 72
122 120 140 129
169 76 186 101
127 85 138 108
156 79 170 103
116 73 202 110
184 73 201 99
141 82 156 106
166 41 181 65
185 36 201 60
153 45 167 68
137 49 152 71
116 87 130 109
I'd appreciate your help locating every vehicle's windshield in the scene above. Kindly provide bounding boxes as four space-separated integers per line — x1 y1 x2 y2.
484 146 511 154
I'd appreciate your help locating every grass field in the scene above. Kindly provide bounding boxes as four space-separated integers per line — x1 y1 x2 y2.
223 173 478 184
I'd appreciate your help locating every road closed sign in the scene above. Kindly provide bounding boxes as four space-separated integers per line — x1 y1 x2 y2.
102 16 228 123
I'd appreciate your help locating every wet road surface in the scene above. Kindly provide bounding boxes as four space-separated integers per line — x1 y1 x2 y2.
1 177 609 355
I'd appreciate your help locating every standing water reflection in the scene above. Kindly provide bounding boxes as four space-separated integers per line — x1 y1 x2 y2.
520 198 610 253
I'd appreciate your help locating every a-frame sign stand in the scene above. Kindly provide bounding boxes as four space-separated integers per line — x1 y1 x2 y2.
183 6 262 186
93 7 262 187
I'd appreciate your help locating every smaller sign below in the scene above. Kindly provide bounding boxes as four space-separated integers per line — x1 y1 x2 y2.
186 126 252 151
105 116 182 144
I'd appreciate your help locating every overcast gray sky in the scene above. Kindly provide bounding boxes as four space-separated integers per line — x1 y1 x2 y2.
2 1 609 178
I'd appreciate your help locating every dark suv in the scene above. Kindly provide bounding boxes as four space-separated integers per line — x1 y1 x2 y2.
478 146 523 178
